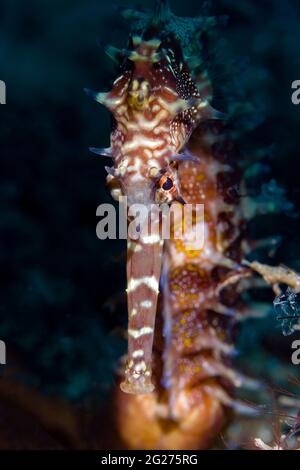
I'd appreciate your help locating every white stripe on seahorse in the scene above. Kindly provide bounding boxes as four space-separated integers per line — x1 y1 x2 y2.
140 300 153 308
122 136 165 153
140 234 161 244
127 276 159 293
128 327 154 339
132 349 144 358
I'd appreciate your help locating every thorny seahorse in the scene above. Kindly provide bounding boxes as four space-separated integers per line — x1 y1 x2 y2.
87 0 300 450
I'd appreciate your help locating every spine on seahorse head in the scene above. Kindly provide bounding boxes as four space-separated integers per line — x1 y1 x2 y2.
87 2 218 395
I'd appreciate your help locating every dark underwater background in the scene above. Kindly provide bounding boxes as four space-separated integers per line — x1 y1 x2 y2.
0 0 300 448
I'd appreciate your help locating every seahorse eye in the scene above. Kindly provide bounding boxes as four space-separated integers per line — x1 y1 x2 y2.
162 177 174 191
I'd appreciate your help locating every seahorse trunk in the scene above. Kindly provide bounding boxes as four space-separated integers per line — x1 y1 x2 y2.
121 218 163 394
161 125 244 418
115 123 247 450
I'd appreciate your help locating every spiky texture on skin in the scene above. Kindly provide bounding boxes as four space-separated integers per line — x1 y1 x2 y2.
89 0 254 449
88 1 222 395
114 119 264 449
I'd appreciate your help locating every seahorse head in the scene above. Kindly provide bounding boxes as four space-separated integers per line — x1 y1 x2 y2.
89 26 217 207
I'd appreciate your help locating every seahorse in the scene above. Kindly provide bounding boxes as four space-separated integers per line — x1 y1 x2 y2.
87 0 299 450
87 0 222 395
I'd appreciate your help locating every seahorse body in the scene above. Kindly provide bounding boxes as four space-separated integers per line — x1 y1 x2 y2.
115 122 249 449
89 0 251 449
